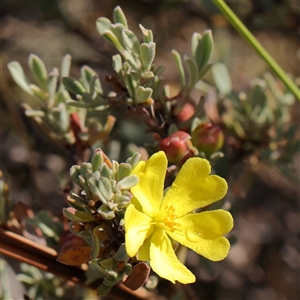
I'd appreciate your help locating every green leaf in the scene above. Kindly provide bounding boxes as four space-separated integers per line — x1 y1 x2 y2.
136 86 153 103
191 32 201 59
212 63 232 95
139 24 153 43
113 243 128 261
91 226 102 259
63 208 94 222
192 30 214 71
29 84 48 100
28 54 48 92
112 54 122 75
113 6 128 28
122 29 140 57
197 63 212 80
97 204 115 220
75 210 96 222
70 165 83 188
96 17 112 36
117 175 139 190
81 65 102 94
99 177 113 201
24 110 45 117
102 29 124 52
57 103 69 132
124 72 137 99
48 68 59 107
100 164 112 180
62 77 86 95
172 50 185 88
66 100 91 108
126 152 141 169
7 61 33 95
113 195 129 208
87 175 106 204
121 50 138 70
185 56 199 90
91 150 104 172
140 42 156 71
117 163 132 181
61 54 72 78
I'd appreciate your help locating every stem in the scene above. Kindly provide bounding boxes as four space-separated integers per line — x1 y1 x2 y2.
212 0 300 101
0 228 162 300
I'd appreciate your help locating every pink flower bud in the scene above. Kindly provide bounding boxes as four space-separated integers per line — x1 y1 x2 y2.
176 103 195 122
191 123 224 157
159 131 196 165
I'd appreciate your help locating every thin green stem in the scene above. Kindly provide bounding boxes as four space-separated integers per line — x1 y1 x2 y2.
212 0 300 101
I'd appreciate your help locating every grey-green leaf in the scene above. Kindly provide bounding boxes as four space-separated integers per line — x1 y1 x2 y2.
48 68 59 107
139 24 153 43
91 150 104 172
7 61 33 95
113 6 128 28
136 86 153 103
212 63 232 95
192 30 214 71
117 163 132 181
116 175 139 190
97 204 115 220
28 54 48 92
96 17 112 36
185 56 199 90
172 50 185 88
63 77 86 95
102 29 124 52
99 177 113 201
140 42 156 71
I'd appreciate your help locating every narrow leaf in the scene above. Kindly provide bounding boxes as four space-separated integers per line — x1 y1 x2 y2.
172 50 185 88
28 54 48 92
185 57 199 90
139 24 153 43
117 175 139 190
7 61 33 95
63 77 86 95
212 63 232 95
102 29 124 52
113 6 128 28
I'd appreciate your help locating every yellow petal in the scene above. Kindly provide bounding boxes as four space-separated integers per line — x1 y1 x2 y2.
131 151 167 217
138 235 152 261
162 158 227 217
149 229 195 284
125 204 153 257
167 210 233 261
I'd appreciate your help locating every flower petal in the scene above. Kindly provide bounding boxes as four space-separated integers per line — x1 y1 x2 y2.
138 234 152 261
162 158 227 216
149 229 195 284
131 151 167 217
168 210 233 261
125 204 153 257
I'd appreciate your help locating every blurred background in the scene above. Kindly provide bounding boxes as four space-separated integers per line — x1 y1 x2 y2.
1 0 299 299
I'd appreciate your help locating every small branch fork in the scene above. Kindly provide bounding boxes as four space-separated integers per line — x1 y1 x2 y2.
0 228 163 300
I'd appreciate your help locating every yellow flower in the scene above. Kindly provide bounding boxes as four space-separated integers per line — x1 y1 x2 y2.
124 151 233 284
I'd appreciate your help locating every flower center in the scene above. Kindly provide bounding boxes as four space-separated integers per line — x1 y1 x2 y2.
154 205 179 232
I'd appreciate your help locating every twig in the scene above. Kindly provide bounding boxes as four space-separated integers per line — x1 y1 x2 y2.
0 228 164 300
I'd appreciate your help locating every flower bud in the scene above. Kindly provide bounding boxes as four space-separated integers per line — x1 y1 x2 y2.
176 103 195 123
191 123 224 157
175 103 195 132
159 131 197 165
